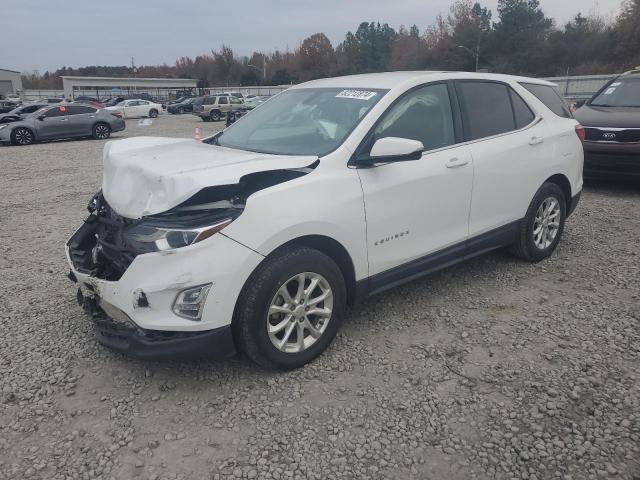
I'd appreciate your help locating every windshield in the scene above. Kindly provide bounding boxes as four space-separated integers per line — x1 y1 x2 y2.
215 87 387 156
591 77 640 107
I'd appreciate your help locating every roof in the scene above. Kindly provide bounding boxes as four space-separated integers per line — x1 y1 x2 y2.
0 68 21 74
293 71 556 90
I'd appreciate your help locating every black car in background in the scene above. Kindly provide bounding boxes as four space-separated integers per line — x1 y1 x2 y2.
574 68 640 179
167 97 196 114
0 103 49 123
0 101 18 114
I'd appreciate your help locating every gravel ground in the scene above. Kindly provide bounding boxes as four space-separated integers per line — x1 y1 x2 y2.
0 114 639 480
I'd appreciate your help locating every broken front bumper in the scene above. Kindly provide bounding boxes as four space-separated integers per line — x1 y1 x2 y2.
66 221 264 357
76 287 235 359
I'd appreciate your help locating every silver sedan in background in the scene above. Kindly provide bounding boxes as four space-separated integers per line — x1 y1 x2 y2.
0 104 126 146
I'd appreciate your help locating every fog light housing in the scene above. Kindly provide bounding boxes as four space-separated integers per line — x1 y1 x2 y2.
172 284 212 320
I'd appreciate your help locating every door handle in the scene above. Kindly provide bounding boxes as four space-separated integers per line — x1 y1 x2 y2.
59 118 69 121
445 157 469 168
529 136 544 146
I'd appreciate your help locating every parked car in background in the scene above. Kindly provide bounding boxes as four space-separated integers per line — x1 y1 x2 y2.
0 104 125 146
5 93 21 103
73 99 106 109
0 102 49 123
192 95 243 121
169 95 195 105
225 96 269 126
573 68 640 179
40 98 64 104
0 101 18 113
105 99 163 119
66 72 583 369
167 97 196 114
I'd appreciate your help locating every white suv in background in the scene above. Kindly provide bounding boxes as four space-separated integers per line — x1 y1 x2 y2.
66 72 584 370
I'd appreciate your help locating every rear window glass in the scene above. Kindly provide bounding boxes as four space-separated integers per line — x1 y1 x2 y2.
520 83 571 118
67 105 96 115
510 89 536 128
456 81 515 140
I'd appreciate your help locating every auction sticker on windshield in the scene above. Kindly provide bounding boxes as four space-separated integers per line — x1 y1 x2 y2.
336 90 377 100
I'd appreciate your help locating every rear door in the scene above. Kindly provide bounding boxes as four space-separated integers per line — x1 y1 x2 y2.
136 101 150 117
454 80 552 238
356 82 474 283
65 105 97 136
217 96 230 113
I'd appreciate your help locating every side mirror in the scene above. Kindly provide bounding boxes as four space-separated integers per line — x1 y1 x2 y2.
359 137 424 166
37 115 45 121
575 99 586 108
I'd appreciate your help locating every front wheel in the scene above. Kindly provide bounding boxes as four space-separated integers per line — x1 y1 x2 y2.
11 127 35 146
92 123 111 140
233 247 346 370
511 183 566 262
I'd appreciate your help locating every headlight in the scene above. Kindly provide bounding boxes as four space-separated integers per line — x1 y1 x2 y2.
126 218 233 252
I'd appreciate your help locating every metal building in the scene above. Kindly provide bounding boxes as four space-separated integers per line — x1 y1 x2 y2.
61 76 198 100
0 68 23 97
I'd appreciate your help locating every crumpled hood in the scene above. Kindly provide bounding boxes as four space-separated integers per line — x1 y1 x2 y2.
102 137 317 219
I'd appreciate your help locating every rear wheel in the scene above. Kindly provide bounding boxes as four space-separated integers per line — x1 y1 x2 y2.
233 247 346 370
511 183 566 262
210 110 221 122
11 127 34 146
149 109 158 118
92 123 111 140
177 107 185 114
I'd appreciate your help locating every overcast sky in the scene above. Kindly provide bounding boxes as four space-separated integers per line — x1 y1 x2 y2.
2 0 624 73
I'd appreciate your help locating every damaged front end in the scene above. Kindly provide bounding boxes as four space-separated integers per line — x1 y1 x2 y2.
68 166 314 282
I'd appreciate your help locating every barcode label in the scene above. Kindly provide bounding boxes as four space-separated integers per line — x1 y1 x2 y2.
336 90 377 100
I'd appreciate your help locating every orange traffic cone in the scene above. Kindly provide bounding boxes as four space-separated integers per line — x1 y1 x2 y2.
195 127 201 142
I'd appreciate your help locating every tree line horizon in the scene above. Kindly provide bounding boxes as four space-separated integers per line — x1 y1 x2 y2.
21 0 640 91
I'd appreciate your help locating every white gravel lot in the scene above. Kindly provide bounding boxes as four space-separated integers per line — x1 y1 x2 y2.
0 113 639 480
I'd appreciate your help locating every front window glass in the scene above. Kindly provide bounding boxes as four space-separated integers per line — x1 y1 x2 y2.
591 77 640 107
216 87 387 156
373 83 455 152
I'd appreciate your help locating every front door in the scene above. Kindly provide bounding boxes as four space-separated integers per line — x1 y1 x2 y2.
35 105 70 139
356 83 473 287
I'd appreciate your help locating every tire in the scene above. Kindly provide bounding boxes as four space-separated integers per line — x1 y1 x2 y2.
92 123 111 140
511 182 566 262
11 127 34 146
210 110 221 122
233 246 346 370
149 109 158 118
178 107 185 114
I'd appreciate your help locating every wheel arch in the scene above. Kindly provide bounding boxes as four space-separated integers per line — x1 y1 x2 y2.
544 174 571 209
11 125 36 142
236 235 359 314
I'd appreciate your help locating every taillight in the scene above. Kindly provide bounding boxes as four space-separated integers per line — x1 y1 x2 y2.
111 111 122 118
575 124 586 142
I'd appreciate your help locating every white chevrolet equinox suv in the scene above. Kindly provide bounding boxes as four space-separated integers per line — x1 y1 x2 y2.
67 72 584 369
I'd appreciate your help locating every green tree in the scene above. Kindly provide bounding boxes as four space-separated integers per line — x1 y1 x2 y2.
492 0 554 75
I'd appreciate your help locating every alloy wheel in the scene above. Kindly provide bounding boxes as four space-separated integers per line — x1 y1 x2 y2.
94 124 110 139
533 197 560 250
14 128 33 145
267 272 333 354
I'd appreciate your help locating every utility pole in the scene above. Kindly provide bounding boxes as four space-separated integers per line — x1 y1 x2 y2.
457 45 480 72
